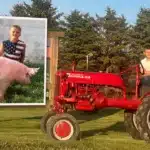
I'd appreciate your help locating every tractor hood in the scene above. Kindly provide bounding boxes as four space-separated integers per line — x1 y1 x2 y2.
57 71 125 89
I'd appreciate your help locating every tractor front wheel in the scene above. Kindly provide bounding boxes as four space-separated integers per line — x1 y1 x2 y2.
46 113 80 141
40 111 56 133
124 110 141 139
136 97 150 142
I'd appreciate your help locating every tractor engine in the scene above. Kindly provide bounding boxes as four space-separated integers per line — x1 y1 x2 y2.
54 70 126 113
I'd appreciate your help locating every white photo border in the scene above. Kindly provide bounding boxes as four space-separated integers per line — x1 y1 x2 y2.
0 16 47 106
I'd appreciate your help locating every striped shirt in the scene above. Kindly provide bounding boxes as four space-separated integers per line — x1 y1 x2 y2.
3 40 26 63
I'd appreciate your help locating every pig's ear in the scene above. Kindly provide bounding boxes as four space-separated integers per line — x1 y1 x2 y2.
28 67 40 76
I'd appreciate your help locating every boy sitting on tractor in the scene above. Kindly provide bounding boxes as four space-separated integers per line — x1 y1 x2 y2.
140 48 150 95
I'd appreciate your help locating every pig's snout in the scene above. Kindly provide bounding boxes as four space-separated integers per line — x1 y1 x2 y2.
28 67 40 76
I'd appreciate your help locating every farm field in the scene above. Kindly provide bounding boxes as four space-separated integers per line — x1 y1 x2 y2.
0 107 150 150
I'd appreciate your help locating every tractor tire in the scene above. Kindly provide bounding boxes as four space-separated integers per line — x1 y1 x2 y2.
40 111 55 133
136 97 150 142
124 110 141 140
46 113 80 141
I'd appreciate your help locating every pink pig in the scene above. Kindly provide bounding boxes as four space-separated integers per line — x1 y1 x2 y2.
0 56 40 102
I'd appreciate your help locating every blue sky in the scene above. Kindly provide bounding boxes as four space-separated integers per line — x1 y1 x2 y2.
0 0 150 24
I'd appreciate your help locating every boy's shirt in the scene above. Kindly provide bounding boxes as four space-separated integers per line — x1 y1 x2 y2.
3 40 26 63
140 58 150 75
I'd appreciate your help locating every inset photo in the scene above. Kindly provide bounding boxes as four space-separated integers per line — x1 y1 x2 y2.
0 16 47 105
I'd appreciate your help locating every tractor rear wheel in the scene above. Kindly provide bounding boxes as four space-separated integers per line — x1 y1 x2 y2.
124 110 141 139
136 97 150 142
46 113 80 141
40 111 55 133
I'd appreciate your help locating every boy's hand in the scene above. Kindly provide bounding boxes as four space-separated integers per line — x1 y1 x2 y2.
143 71 150 76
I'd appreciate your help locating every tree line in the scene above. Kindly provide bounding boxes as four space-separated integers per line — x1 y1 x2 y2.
10 0 150 72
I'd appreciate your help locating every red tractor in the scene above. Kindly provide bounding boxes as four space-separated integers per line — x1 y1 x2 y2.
40 62 150 142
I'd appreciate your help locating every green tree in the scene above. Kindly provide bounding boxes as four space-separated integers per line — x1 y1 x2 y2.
131 8 150 59
93 7 130 72
58 10 99 71
10 0 63 29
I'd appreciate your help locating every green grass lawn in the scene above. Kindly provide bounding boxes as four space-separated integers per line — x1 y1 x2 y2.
0 107 150 150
